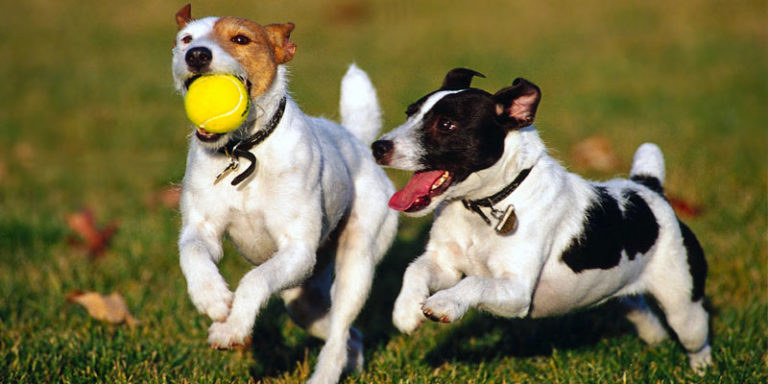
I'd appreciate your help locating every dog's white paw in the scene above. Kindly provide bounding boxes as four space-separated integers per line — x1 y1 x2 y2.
688 344 712 376
392 293 426 334
189 281 233 322
207 319 250 349
422 292 465 324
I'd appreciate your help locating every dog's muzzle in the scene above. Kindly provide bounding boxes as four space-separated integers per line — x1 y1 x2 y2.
371 140 393 165
185 47 212 72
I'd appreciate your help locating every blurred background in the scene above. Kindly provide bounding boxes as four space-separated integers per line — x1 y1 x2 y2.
1 0 765 382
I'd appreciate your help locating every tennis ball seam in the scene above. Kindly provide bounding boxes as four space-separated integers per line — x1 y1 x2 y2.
198 76 249 130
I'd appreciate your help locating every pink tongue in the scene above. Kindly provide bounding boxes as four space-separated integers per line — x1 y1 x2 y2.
389 170 446 211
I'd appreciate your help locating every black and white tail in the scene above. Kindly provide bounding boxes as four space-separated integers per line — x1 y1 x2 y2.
630 143 666 195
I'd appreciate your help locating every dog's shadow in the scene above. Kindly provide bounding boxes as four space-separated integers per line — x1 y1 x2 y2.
423 298 719 368
422 302 635 366
247 299 321 379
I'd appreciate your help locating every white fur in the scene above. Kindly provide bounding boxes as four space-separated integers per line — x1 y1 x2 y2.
385 92 711 374
174 18 397 384
631 142 665 182
340 63 382 145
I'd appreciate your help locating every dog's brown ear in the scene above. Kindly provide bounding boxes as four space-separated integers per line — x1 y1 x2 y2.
441 68 485 90
176 4 193 30
493 78 541 129
265 23 297 64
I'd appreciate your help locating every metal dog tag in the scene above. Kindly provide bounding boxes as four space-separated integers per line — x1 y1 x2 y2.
494 204 517 235
214 153 239 184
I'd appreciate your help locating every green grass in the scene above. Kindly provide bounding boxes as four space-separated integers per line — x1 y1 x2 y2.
1 0 766 382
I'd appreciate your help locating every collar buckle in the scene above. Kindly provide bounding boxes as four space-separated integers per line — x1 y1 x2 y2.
462 167 532 235
214 148 240 184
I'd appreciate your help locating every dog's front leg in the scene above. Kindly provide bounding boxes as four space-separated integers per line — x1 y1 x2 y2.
422 247 545 323
208 242 317 349
423 276 536 323
393 253 462 333
179 222 233 322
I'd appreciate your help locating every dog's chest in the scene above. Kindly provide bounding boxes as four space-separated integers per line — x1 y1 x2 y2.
227 205 278 264
433 208 515 276
188 178 280 264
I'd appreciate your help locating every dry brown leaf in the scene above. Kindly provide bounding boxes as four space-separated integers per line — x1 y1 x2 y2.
66 209 118 258
67 290 139 326
146 185 181 210
571 136 619 172
327 1 369 25
668 195 704 218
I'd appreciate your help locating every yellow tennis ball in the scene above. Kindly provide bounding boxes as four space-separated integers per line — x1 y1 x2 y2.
184 75 250 133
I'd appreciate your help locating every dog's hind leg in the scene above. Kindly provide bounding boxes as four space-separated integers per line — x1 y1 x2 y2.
621 295 668 346
646 223 711 374
650 290 711 374
307 208 396 384
307 220 373 383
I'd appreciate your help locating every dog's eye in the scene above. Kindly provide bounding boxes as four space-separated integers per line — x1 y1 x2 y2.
231 35 251 45
436 118 456 132
181 35 193 44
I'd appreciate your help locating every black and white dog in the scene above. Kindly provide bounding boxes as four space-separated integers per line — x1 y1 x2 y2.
372 69 711 373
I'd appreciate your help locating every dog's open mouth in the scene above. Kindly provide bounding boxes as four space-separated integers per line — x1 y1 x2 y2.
389 170 452 212
184 74 253 94
195 127 223 142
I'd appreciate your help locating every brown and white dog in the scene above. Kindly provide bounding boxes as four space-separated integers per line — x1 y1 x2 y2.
171 5 398 383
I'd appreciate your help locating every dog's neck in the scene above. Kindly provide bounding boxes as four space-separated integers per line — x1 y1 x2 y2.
207 67 291 186
451 126 546 202
244 66 290 138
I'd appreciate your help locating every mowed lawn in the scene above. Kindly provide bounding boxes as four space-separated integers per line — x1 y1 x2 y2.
1 0 765 382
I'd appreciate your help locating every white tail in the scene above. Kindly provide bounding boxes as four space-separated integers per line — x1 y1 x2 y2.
340 64 382 145
630 143 666 185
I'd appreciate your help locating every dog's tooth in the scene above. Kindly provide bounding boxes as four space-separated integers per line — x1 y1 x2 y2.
431 171 450 191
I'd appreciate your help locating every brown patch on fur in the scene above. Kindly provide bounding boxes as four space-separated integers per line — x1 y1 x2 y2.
265 23 297 64
175 4 192 30
212 18 296 97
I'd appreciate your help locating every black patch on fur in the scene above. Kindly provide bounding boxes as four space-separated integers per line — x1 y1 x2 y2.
561 187 660 273
630 174 665 196
678 220 707 301
622 191 660 258
415 90 508 184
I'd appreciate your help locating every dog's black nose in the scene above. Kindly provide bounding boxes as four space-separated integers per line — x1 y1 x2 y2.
371 140 393 164
185 47 212 71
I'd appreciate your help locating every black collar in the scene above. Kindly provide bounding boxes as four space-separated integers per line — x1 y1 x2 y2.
461 167 532 227
216 96 287 186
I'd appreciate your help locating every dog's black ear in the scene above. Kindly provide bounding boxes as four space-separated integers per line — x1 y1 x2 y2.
493 78 541 129
441 68 485 90
265 23 297 64
176 4 192 30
